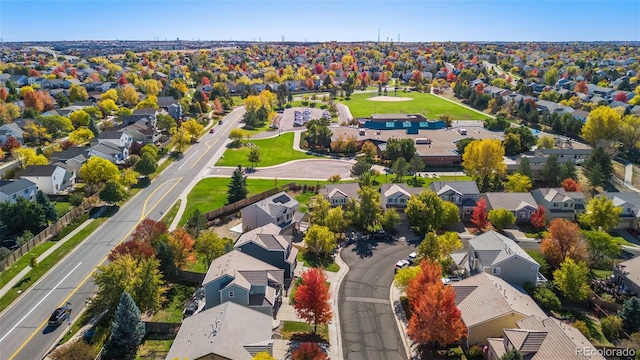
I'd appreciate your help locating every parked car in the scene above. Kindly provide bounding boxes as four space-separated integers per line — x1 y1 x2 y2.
371 230 390 240
407 252 417 264
627 228 640 239
48 308 66 326
394 260 410 273
441 276 462 285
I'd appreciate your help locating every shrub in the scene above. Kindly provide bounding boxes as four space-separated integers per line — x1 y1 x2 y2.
309 102 316 108
69 192 85 206
533 286 561 312
285 103 292 108
572 320 593 341
301 101 309 106
49 339 95 360
601 315 623 341
0 247 11 260
467 344 484 359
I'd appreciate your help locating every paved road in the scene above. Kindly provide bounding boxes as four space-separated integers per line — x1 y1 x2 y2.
0 108 245 360
339 239 416 360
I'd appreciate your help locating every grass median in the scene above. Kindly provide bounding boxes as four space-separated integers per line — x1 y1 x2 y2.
0 206 118 313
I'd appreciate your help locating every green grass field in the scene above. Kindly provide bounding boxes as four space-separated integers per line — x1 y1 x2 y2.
180 178 327 226
339 92 490 120
215 132 321 168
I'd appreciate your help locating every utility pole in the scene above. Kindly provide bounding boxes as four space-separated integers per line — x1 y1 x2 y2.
377 27 380 43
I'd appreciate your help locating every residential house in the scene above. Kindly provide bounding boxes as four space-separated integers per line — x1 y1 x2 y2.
241 192 301 233
96 130 132 148
88 143 129 164
131 109 158 128
533 148 591 164
572 109 590 122
531 188 585 221
380 183 423 208
119 121 161 144
480 192 538 224
0 179 37 203
458 231 546 286
613 255 640 296
233 223 298 280
487 315 606 360
202 250 284 316
17 164 73 195
0 123 24 145
535 100 573 115
166 301 274 360
317 183 360 207
450 272 547 346
428 181 480 220
596 192 640 229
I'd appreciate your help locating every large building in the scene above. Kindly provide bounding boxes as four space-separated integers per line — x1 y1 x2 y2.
357 114 445 133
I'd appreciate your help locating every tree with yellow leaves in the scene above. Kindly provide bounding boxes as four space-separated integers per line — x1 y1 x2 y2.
14 148 48 168
118 85 139 106
181 119 204 142
258 90 277 112
244 95 262 113
68 127 95 145
170 126 191 153
462 139 506 180
100 89 118 102
135 95 158 109
582 106 623 146
142 79 162 96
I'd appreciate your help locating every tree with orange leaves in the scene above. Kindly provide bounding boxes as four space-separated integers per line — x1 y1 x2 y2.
108 240 156 262
293 268 333 334
291 342 327 360
167 229 195 269
540 218 588 270
470 198 490 231
131 218 168 245
575 81 588 94
530 205 547 230
24 90 44 112
406 260 466 347
305 77 315 91
561 178 581 192
0 87 7 102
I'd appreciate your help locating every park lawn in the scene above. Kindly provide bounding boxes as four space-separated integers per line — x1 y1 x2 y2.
281 321 329 341
338 92 490 120
215 132 320 168
180 178 326 226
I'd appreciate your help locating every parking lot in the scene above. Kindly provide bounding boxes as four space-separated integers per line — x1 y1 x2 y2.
278 107 329 131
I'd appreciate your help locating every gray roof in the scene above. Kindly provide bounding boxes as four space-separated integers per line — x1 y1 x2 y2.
156 96 178 107
18 164 62 177
428 181 480 195
535 148 592 156
97 131 124 140
203 250 284 286
319 183 361 201
469 231 539 267
616 255 640 288
482 192 538 212
380 183 423 199
249 191 298 218
166 301 274 360
451 273 546 328
0 123 24 136
535 188 584 203
0 179 36 195
597 192 640 219
234 223 289 251
90 143 123 156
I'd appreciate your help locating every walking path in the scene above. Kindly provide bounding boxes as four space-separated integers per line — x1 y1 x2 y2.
0 207 107 300
274 243 349 360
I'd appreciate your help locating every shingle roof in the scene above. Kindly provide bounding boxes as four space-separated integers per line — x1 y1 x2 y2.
97 131 124 140
451 273 546 328
319 183 361 201
469 231 538 267
166 302 274 360
536 188 584 203
429 181 480 195
597 192 640 219
90 143 123 156
483 192 538 212
0 179 36 195
18 164 61 177
249 191 298 218
203 250 283 285
503 328 547 354
616 255 640 289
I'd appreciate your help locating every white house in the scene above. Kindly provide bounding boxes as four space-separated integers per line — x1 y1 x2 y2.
88 143 129 164
0 123 24 145
380 183 423 208
241 192 300 232
96 130 132 148
0 179 37 203
17 164 72 195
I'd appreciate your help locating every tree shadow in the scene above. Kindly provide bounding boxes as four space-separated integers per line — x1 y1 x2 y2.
351 239 379 258
13 275 32 289
42 324 60 334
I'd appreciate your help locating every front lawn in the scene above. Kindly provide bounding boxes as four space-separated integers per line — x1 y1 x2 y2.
609 232 634 247
338 92 490 120
281 321 329 342
370 174 472 188
215 132 320 168
295 247 340 272
180 178 326 226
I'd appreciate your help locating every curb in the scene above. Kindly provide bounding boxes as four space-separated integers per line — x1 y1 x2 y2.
389 283 416 359
328 248 349 360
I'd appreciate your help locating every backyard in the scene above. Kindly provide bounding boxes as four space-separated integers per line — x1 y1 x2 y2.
338 92 490 120
215 132 321 168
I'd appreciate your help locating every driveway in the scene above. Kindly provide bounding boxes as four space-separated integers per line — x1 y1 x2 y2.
339 238 416 360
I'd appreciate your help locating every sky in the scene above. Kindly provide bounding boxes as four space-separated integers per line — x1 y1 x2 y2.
1 0 639 43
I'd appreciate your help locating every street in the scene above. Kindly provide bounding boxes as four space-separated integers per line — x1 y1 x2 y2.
339 239 416 360
0 108 245 360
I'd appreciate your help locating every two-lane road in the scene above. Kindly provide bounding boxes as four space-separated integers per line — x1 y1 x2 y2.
0 108 245 360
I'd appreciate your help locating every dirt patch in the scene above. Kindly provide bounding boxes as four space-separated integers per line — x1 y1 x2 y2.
366 96 413 102
208 217 242 239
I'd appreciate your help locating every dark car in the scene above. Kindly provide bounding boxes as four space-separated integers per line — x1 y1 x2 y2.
1 239 19 251
218 120 223 125
48 307 66 326
371 230 390 240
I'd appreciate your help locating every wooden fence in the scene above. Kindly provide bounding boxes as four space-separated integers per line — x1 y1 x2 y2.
144 321 181 338
0 195 98 271
169 270 206 286
590 293 623 317
202 182 298 222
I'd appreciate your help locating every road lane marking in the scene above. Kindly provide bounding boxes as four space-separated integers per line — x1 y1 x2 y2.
343 296 389 305
0 262 82 344
8 177 184 360
190 139 217 169
177 152 197 170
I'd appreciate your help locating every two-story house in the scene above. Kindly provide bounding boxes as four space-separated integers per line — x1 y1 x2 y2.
613 255 640 296
531 188 585 221
596 192 640 230
202 250 284 317
0 123 24 145
454 231 546 286
317 183 360 207
0 179 37 203
88 143 129 164
380 183 423 208
17 164 74 195
481 192 539 224
233 223 298 280
119 121 161 144
428 181 480 220
97 130 133 148
533 148 592 164
241 192 301 233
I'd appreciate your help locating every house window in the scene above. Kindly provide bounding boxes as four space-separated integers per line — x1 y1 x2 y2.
400 198 405 203
532 266 539 271
520 212 527 218
24 189 28 194
492 267 501 275
228 291 234 298
388 198 395 203
564 203 569 208
553 203 559 207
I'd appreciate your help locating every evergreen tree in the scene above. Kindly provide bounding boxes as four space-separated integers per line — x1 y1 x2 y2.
541 155 561 186
88 117 100 137
106 291 145 357
618 297 640 334
588 163 604 187
186 209 207 238
517 157 533 178
501 349 524 360
154 238 177 277
36 190 58 222
559 161 577 181
584 147 613 180
227 165 248 203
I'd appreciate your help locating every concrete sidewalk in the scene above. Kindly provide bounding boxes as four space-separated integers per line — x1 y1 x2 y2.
0 207 107 300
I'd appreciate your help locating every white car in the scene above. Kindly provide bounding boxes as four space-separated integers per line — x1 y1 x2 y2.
394 260 410 273
407 252 417 264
